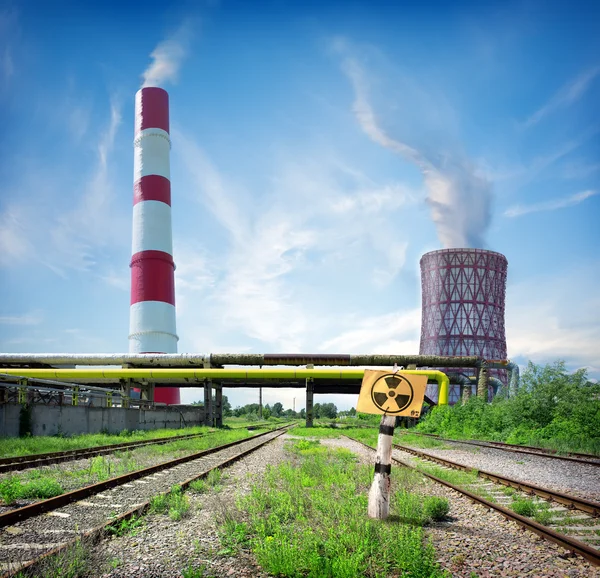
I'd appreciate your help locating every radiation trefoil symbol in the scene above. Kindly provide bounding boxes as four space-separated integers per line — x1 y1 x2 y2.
370 373 415 414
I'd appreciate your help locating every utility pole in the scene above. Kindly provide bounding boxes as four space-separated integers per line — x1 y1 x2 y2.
293 397 295 412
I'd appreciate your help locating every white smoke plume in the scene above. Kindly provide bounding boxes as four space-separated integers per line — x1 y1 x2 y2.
341 56 492 249
141 23 192 88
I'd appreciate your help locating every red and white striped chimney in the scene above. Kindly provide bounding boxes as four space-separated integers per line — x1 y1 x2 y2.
129 87 180 404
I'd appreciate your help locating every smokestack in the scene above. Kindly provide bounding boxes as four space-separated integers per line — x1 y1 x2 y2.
129 87 180 405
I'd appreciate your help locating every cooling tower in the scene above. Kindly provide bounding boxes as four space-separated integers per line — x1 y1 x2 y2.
128 87 180 404
419 248 508 404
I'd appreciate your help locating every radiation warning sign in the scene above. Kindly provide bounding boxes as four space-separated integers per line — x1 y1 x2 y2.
357 370 427 417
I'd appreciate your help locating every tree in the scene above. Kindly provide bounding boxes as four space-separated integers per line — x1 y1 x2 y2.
348 407 357 416
272 402 284 417
300 408 306 418
320 402 338 419
221 395 232 417
262 407 271 420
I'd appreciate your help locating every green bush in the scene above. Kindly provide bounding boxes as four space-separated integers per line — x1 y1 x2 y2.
423 496 450 521
511 498 537 517
416 361 600 455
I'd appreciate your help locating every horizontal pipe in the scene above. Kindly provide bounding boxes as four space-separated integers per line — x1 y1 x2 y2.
0 353 484 368
0 373 121 394
0 368 451 405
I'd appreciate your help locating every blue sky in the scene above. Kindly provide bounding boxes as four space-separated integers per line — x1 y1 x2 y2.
1 0 599 410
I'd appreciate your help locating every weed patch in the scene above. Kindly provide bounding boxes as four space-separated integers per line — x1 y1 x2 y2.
0 476 63 505
510 498 537 517
150 485 191 521
106 515 145 537
220 439 449 577
14 538 90 578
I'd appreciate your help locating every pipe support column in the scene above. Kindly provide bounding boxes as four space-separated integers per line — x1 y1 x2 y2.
204 381 213 426
477 362 488 401
306 378 314 428
214 385 223 428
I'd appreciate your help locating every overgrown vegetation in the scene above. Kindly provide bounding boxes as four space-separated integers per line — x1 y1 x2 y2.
417 361 600 455
218 439 449 577
0 476 64 505
0 429 266 505
150 485 191 521
0 425 214 459
105 514 145 537
14 538 91 578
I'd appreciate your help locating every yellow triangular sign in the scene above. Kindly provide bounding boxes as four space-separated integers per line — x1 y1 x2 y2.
357 370 427 417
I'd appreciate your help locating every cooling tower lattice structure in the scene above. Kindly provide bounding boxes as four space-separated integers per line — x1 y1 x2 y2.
419 248 508 404
128 87 180 405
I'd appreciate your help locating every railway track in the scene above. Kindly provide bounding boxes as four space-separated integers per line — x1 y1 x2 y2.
344 435 600 567
0 422 280 474
0 424 292 577
401 431 600 467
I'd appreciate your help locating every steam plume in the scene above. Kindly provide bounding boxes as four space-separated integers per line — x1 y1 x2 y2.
141 23 191 88
342 57 491 248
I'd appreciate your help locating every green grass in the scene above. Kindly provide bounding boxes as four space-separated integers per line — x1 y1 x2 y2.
0 428 267 505
181 564 213 578
105 514 145 537
510 498 536 517
396 433 452 450
14 538 90 578
150 485 191 521
0 476 64 505
218 439 449 578
0 425 215 459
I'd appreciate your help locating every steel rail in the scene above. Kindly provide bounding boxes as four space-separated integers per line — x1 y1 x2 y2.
405 432 600 467
410 432 600 465
0 426 291 578
345 436 600 567
0 425 289 528
393 442 600 516
0 422 277 473
0 431 215 473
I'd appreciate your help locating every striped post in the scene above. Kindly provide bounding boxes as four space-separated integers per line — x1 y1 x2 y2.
129 87 180 405
368 414 396 519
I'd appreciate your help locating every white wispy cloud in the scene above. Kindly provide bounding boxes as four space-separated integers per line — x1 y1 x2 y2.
504 189 597 218
319 309 421 353
524 66 600 128
337 44 492 249
49 98 125 273
0 97 126 275
0 312 43 325
141 22 192 88
506 264 600 374
174 130 418 353
0 205 35 266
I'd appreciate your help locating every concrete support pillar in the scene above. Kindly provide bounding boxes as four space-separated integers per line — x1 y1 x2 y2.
477 363 488 402
204 381 213 426
120 380 131 408
306 378 314 428
214 385 223 427
140 383 155 404
259 387 263 419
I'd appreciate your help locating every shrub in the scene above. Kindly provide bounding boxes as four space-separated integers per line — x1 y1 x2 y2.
511 498 536 517
423 496 450 521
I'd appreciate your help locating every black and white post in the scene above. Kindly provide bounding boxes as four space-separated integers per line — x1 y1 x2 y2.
368 414 396 519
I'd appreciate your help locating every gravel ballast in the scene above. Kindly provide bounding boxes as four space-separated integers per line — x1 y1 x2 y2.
397 439 600 502
85 433 600 577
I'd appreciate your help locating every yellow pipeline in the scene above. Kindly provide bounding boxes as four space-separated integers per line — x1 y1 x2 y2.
2 368 450 405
